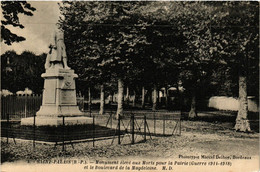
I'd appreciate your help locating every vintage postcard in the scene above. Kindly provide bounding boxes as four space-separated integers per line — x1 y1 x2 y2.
1 1 259 172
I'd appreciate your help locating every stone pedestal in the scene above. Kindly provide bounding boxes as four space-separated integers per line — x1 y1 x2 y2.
21 68 90 126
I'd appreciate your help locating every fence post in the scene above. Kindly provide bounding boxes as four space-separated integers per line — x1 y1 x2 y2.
62 116 65 151
88 87 92 117
111 113 113 128
93 114 95 147
163 115 165 136
118 114 120 144
131 114 135 144
32 94 35 116
153 112 156 134
179 118 181 136
25 94 27 118
33 114 36 148
80 96 84 112
7 113 9 144
3 96 6 120
89 103 92 117
144 115 146 142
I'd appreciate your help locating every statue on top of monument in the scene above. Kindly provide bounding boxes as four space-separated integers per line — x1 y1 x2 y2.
45 25 70 70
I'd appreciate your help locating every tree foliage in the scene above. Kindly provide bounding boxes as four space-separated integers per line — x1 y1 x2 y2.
59 2 150 97
1 1 36 45
213 2 259 98
1 50 46 94
57 1 258 120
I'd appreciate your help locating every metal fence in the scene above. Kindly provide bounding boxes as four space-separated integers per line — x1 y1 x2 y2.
107 112 181 145
2 111 181 151
1 94 85 120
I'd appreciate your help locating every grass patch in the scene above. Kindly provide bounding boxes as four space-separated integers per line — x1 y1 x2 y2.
1 121 121 142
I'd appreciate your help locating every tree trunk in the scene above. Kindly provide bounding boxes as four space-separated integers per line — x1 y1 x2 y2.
108 94 112 104
188 92 197 119
165 86 168 109
116 78 124 118
125 86 129 106
111 93 114 103
158 90 161 107
141 86 145 108
176 82 180 109
152 85 157 111
149 90 153 105
99 84 105 115
133 90 136 107
234 76 251 132
88 87 92 112
176 83 180 94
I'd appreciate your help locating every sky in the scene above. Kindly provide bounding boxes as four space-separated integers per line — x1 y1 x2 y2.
1 1 61 55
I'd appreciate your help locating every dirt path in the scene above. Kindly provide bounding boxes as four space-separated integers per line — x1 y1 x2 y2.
2 127 258 161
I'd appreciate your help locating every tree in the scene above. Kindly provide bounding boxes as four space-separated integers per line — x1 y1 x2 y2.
59 1 113 107
1 50 46 94
140 2 220 116
1 1 36 45
58 1 258 128
213 2 259 131
136 2 186 110
1 50 17 91
59 2 149 118
98 2 149 117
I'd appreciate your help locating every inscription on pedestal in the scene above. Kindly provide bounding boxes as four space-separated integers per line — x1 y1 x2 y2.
60 90 76 104
44 79 56 104
59 69 72 73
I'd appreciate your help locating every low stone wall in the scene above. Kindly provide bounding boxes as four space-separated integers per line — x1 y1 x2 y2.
208 96 258 112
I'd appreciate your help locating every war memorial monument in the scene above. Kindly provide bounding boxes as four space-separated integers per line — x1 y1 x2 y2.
21 27 90 126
